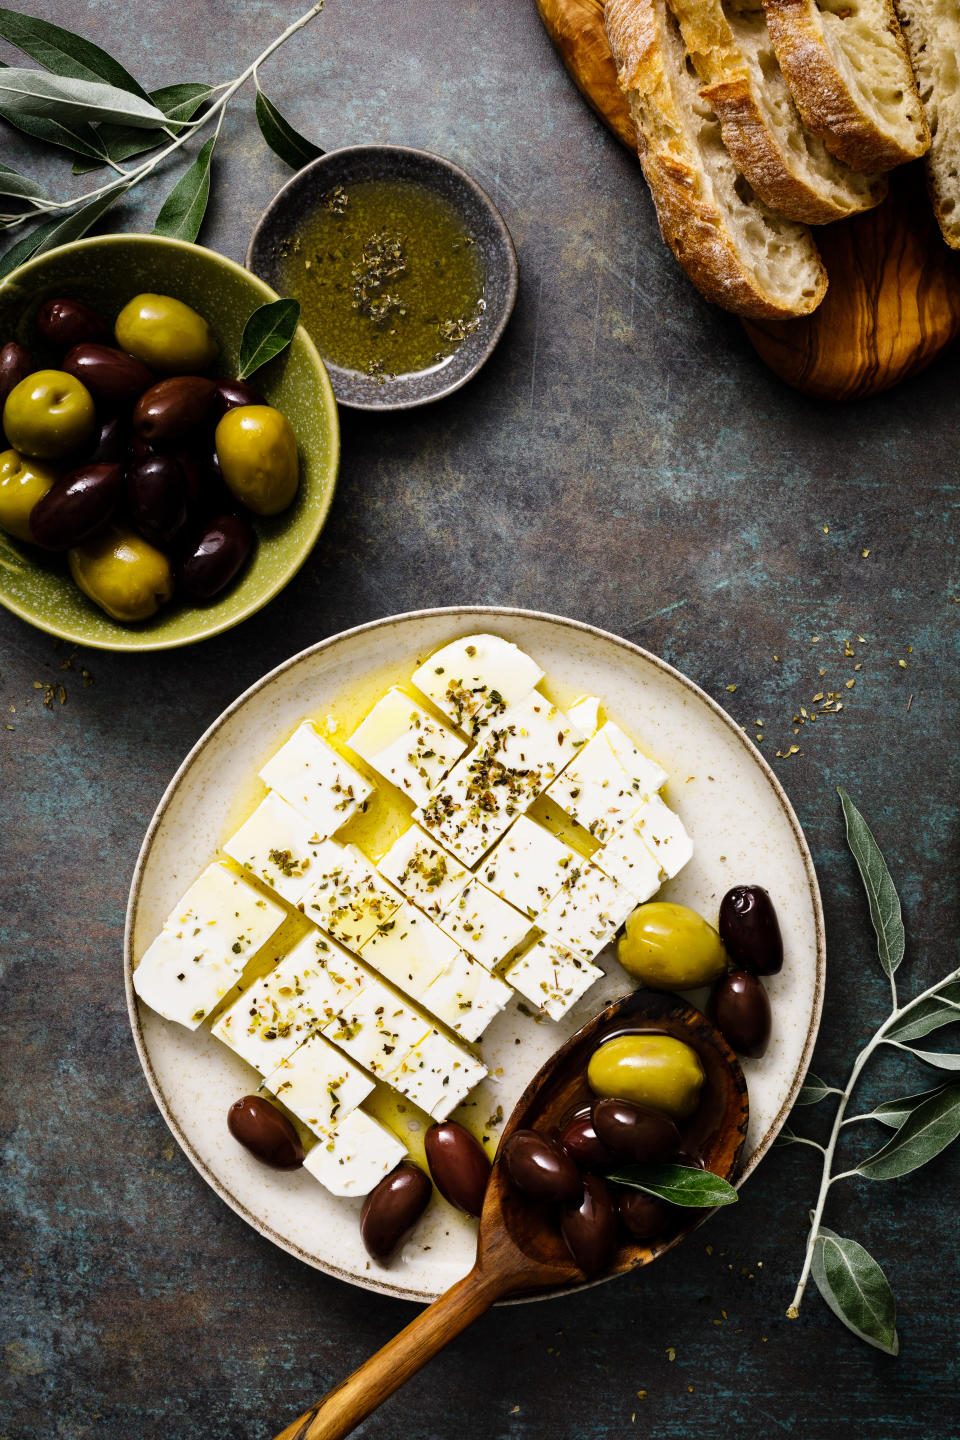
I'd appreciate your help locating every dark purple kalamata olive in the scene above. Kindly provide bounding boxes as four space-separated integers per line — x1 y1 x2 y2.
618 1189 669 1240
0 341 33 412
128 453 189 546
213 376 265 418
502 1129 583 1204
86 416 127 465
133 375 217 448
129 434 154 464
424 1121 491 1218
561 1174 618 1277
592 1098 681 1164
558 1111 618 1172
63 343 154 410
719 885 783 975
171 449 209 506
179 513 254 600
29 461 124 549
709 970 771 1058
360 1160 432 1265
227 1095 303 1169
36 297 112 352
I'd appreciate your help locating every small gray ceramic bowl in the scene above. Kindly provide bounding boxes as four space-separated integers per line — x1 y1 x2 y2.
246 144 518 411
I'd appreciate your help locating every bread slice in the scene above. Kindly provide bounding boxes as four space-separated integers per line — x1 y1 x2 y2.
605 0 827 318
762 0 930 171
894 0 960 248
666 0 887 223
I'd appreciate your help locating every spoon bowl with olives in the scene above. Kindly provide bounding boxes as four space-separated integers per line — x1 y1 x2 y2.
273 989 748 1440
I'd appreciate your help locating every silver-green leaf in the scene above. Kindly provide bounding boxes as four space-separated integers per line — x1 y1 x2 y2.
0 98 109 161
237 298 300 381
795 1072 841 1106
0 183 128 280
838 787 905 982
863 1084 950 1129
255 87 323 170
902 1046 960 1072
886 982 960 1042
856 1084 960 1180
0 214 61 280
0 67 168 130
811 1228 898 1355
0 7 150 99
0 161 47 203
607 1163 738 1207
71 84 214 175
151 135 216 243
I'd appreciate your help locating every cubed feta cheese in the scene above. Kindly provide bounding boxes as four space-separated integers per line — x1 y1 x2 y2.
375 825 469 919
263 1032 374 1138
133 862 286 1029
321 983 432 1080
438 880 532 969
601 721 669 798
566 694 602 735
547 729 645 842
503 936 604 1020
628 794 693 879
421 952 513 1042
211 927 368 1074
539 859 636 960
302 841 403 950
347 688 468 807
258 721 372 835
360 902 462 993
596 824 663 900
477 815 581 919
411 633 544 732
482 691 584 788
391 1028 488 1120
303 1109 406 1197
223 791 327 904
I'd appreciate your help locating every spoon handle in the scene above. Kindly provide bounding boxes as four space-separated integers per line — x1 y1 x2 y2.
271 1265 506 1440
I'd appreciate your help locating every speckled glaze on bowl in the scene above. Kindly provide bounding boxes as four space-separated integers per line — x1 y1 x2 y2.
246 145 518 411
125 607 825 1304
0 235 339 651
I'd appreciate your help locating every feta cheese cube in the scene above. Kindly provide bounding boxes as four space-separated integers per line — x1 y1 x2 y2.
547 730 646 842
211 927 368 1074
392 1028 488 1120
482 690 584 788
601 721 669 798
321 983 432 1080
303 1109 406 1197
421 952 513 1042
302 841 402 950
375 825 469 919
263 1032 374 1138
503 936 603 1020
258 721 372 835
539 859 636 960
438 880 532 969
223 791 327 904
411 633 544 732
566 694 602 735
597 824 663 899
477 815 581 919
347 687 468 806
360 902 463 994
133 862 286 1029
628 794 693 879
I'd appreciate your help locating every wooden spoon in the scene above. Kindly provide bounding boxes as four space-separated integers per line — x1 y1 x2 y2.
273 988 749 1440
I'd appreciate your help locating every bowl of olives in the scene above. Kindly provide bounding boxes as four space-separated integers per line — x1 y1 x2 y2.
0 234 339 650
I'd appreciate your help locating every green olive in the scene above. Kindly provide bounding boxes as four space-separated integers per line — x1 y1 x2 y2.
114 292 218 374
215 404 298 516
0 449 58 542
617 902 727 991
69 527 173 622
2 369 96 459
587 1034 705 1120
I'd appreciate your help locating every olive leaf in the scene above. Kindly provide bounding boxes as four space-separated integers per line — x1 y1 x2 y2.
810 1228 898 1355
254 85 323 169
0 82 111 162
886 982 960 1042
838 788 905 983
861 1084 950 1129
608 1163 738 1207
0 67 169 130
900 1045 960 1072
0 184 127 281
795 1072 841 1106
70 83 214 176
0 214 60 280
0 7 151 99
152 135 217 242
855 1084 960 1181
237 298 300 380
0 161 47 203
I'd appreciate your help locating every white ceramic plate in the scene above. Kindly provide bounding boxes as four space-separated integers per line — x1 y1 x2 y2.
125 608 824 1303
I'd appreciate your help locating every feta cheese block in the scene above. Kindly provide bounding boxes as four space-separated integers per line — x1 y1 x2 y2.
627 794 693 879
566 694 603 735
392 1028 489 1120
347 688 468 807
547 729 648 843
322 983 432 1080
482 690 584 789
133 862 286 1029
601 721 669 798
212 928 368 1074
360 902 463 995
478 815 581 919
302 841 402 950
411 633 544 733
303 1109 406 1197
375 824 469 919
264 1031 374 1137
438 879 533 970
504 935 604 1021
421 953 513 1042
258 721 372 835
223 791 327 904
597 823 663 900
539 859 636 960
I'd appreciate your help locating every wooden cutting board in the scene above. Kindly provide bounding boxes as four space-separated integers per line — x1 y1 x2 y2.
535 0 960 401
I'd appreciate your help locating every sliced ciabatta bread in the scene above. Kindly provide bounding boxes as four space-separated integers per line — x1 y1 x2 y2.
762 0 930 171
605 0 827 318
894 0 960 249
666 0 887 223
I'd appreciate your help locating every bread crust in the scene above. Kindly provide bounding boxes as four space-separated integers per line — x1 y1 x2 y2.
605 0 827 318
894 0 960 249
762 0 930 171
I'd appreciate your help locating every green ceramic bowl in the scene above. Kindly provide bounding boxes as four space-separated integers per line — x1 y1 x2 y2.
0 234 339 651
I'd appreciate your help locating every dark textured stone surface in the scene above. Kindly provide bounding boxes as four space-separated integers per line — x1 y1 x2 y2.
0 3 957 1438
